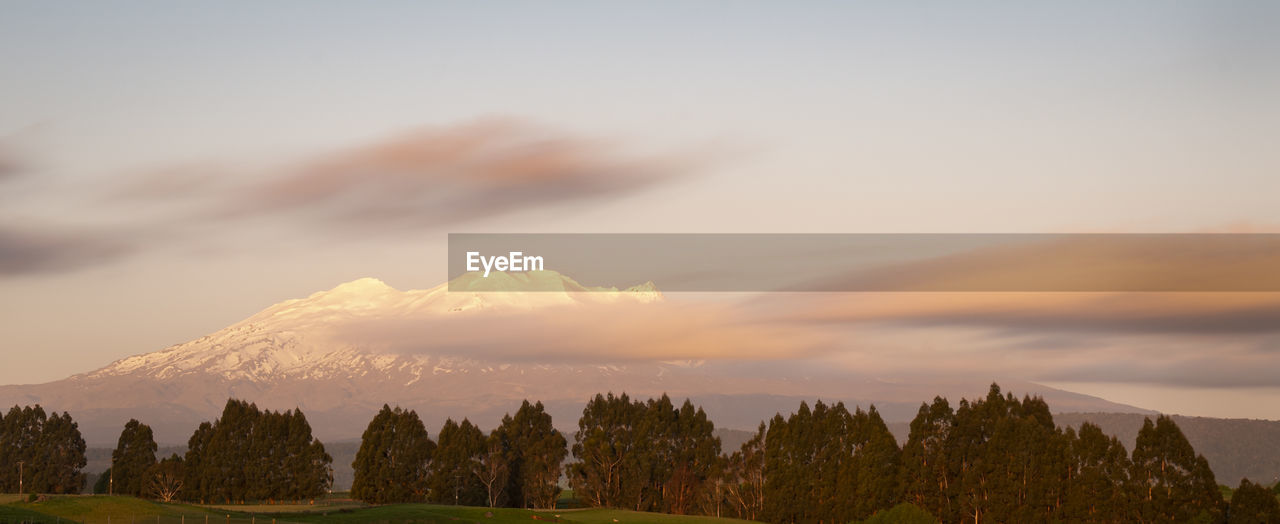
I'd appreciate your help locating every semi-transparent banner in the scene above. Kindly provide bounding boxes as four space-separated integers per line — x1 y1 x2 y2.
447 233 1280 292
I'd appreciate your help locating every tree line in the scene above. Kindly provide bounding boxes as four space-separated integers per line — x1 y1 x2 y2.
92 399 333 503
7 384 1280 523
724 383 1276 523
0 405 86 494
350 400 567 509
343 386 1280 523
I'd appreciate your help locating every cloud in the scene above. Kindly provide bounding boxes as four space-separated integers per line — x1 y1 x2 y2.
181 119 699 231
0 224 134 276
3 118 705 277
810 234 1280 292
744 235 1280 388
338 298 834 363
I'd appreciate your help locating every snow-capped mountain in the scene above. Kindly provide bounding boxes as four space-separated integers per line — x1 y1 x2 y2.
0 271 1144 450
85 273 660 384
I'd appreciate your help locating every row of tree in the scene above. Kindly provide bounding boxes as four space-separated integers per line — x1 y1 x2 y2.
92 401 334 503
182 400 333 503
568 393 720 514
0 405 86 494
708 384 1270 523
8 387 1280 524
98 401 334 503
350 400 567 509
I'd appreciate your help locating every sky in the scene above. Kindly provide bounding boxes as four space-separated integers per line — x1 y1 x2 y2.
2 2 1280 417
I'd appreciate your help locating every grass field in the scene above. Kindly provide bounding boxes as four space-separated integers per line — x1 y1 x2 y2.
0 496 754 524
258 504 753 524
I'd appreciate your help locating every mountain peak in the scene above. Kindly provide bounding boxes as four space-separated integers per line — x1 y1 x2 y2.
326 277 395 294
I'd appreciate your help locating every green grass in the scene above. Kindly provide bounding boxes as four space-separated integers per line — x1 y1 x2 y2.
10 496 220 520
255 504 752 524
2 496 753 524
0 504 61 522
541 508 752 524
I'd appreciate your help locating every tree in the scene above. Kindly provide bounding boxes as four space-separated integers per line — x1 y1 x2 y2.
35 411 88 494
350 405 435 504
570 393 641 508
499 400 567 509
723 423 765 520
182 399 332 503
1131 415 1224 522
762 400 857 523
93 467 112 495
1064 422 1131 522
900 397 956 520
429 418 487 505
1229 478 1280 524
569 394 721 515
148 454 185 502
112 419 158 496
182 422 214 502
663 399 720 515
0 406 86 494
475 432 510 508
850 406 901 520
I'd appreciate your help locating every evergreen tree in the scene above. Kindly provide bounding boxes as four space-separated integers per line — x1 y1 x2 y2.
429 418 488 505
93 467 112 494
350 405 434 504
111 419 158 496
1131 415 1224 522
182 422 213 502
663 399 720 515
1229 478 1280 524
0 406 86 494
851 406 902 519
182 399 332 503
498 400 567 509
900 396 956 520
570 393 642 508
1064 422 1132 522
35 411 88 494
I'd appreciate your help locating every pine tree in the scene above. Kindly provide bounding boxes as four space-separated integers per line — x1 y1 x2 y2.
350 405 434 504
111 419 158 496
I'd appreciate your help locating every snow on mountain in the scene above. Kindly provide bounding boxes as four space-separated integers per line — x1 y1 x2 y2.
84 271 663 383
